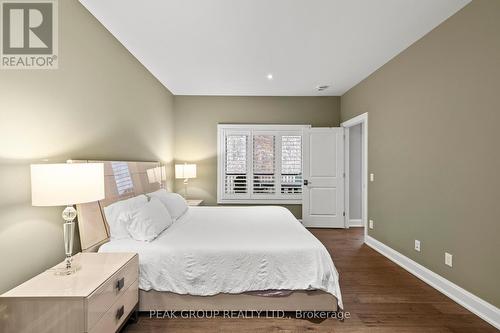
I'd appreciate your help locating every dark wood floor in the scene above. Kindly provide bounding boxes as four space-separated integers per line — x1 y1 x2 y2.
123 228 497 333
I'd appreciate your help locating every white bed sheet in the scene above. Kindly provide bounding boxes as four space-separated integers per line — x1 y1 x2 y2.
99 206 343 308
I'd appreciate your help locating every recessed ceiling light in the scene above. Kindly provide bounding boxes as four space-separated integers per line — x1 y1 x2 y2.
266 73 273 80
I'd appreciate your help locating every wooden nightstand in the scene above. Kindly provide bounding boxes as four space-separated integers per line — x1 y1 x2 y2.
0 252 138 333
186 199 204 206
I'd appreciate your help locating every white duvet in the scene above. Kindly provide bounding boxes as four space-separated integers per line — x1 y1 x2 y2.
99 206 343 308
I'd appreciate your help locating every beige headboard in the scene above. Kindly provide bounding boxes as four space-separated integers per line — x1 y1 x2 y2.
76 160 161 252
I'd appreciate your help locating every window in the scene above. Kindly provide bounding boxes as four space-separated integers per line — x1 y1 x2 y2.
281 135 302 194
218 124 308 204
224 134 248 195
253 135 275 194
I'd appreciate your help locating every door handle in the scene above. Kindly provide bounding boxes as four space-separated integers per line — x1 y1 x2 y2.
303 179 309 186
116 305 125 320
115 277 125 292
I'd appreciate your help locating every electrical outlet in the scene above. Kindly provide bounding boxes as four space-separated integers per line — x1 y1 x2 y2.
370 173 375 182
445 252 453 267
369 220 374 229
414 240 421 252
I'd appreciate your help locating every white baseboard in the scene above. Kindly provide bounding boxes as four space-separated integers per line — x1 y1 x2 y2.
349 219 363 227
365 235 500 330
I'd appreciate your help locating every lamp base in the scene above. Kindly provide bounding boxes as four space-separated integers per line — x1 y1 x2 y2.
52 263 81 276
61 206 78 275
49 256 81 275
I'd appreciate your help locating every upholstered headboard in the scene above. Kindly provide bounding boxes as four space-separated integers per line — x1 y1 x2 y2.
75 160 161 252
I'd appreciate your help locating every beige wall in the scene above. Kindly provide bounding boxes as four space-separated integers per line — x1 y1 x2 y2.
173 96 340 218
341 0 500 307
0 0 174 293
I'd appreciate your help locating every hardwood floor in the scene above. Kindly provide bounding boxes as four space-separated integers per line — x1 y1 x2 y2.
123 228 497 333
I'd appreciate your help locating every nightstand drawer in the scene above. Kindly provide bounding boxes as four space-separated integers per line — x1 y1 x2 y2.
90 279 138 333
87 255 138 330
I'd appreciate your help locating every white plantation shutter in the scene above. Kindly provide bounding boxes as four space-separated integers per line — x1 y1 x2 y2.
218 125 308 203
224 134 248 195
253 135 275 194
281 135 302 195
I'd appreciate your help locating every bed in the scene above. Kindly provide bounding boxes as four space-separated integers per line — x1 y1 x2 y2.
76 160 342 312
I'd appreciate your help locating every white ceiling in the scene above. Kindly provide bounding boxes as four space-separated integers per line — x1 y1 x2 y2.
79 0 470 96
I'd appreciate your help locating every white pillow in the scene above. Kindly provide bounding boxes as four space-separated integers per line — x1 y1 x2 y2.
147 190 188 220
104 195 148 239
126 198 173 242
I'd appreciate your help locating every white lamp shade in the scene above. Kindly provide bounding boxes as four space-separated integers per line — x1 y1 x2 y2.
31 163 105 206
175 164 197 179
147 166 167 184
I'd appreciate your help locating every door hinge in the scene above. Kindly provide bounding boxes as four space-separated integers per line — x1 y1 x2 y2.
343 212 346 217
343 172 345 178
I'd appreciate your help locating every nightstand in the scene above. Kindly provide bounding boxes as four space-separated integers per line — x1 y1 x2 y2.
0 252 138 333
186 199 204 206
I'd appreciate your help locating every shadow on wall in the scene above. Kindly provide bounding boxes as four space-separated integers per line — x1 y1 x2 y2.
173 156 302 219
0 160 69 293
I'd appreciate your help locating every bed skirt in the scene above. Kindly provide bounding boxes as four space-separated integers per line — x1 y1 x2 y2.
139 289 338 312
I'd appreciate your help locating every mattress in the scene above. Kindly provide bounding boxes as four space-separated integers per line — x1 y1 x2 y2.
99 205 343 308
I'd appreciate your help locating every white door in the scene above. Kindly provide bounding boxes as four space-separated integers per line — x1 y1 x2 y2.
302 128 345 228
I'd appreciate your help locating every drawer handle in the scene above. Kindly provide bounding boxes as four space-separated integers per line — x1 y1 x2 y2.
116 305 125 320
115 277 125 291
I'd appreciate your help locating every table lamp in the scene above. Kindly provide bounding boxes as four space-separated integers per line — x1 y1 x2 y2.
31 163 105 275
175 163 196 197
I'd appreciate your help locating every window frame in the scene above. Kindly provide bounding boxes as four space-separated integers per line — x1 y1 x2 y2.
217 124 310 204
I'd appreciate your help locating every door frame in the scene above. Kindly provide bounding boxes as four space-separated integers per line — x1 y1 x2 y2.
341 113 368 241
